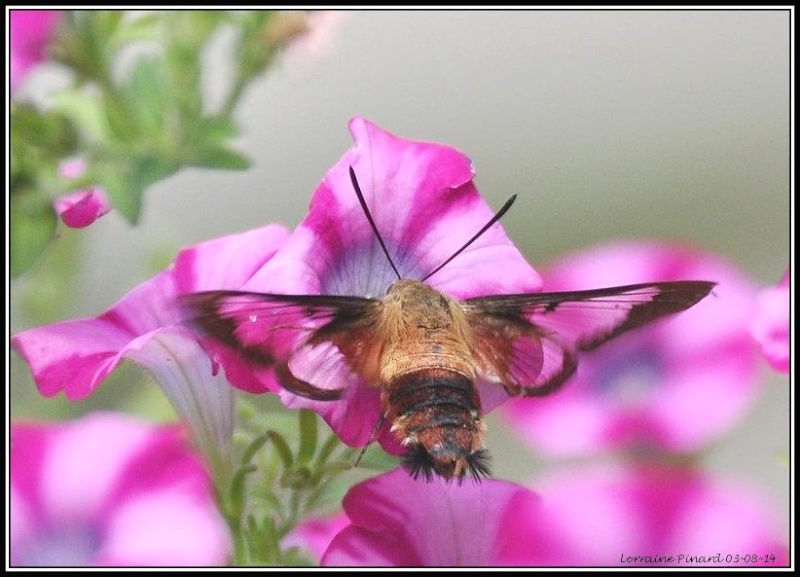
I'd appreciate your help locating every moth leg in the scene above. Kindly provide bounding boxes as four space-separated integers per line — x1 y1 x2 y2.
353 413 386 468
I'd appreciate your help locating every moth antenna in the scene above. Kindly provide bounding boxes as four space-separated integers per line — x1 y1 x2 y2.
353 412 386 468
349 166 402 280
421 194 517 282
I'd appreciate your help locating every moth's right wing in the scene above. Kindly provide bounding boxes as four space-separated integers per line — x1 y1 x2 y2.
462 281 715 397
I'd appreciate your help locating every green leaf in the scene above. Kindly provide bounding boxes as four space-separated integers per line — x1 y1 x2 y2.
15 229 83 325
265 430 294 470
52 91 108 142
103 94 141 142
51 11 124 86
162 12 225 122
241 432 270 467
95 153 178 223
181 116 251 169
124 57 168 138
189 146 251 170
235 11 280 79
108 12 160 48
310 434 346 483
11 105 79 162
297 410 318 466
10 192 58 278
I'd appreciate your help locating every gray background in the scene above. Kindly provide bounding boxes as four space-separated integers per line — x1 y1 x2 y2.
11 9 791 540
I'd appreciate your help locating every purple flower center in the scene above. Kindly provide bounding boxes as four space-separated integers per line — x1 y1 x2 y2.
594 344 663 407
15 525 101 567
320 238 425 298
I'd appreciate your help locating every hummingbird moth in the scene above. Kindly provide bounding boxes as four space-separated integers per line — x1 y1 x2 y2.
181 167 715 482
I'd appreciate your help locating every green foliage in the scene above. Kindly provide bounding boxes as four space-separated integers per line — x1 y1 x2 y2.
10 10 314 277
10 10 371 565
220 402 400 566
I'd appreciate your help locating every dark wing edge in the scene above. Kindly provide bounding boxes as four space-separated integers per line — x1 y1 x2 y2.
462 280 715 396
466 280 716 351
179 290 382 401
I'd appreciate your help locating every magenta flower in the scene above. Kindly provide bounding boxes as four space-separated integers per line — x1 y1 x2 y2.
209 116 542 452
10 10 62 94
502 241 761 456
316 468 542 566
53 187 112 228
53 159 112 228
283 513 350 563
10 413 232 566
11 224 290 473
498 464 789 567
311 466 787 567
751 271 790 373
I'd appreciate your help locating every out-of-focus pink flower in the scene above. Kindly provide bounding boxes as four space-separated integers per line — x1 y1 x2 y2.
312 466 787 567
53 188 112 228
502 242 762 456
54 159 113 228
10 10 62 94
284 513 350 563
10 413 232 566
317 468 541 566
11 225 290 472
282 11 348 64
498 464 789 567
751 271 790 373
209 116 542 453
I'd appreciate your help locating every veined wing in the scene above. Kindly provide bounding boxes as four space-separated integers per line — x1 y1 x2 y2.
180 290 384 400
462 281 715 396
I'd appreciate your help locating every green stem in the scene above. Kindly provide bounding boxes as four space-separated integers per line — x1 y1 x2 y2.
220 72 249 119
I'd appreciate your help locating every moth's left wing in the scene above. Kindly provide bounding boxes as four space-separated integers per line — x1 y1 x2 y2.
462 281 715 397
180 290 383 400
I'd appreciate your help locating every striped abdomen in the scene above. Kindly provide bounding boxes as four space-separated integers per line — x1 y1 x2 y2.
383 368 490 481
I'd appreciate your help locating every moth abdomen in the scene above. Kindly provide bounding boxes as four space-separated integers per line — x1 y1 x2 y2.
385 369 488 482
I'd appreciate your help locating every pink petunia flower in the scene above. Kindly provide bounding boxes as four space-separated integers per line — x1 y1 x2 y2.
498 464 789 567
10 413 232 566
311 466 787 567
208 116 542 453
10 10 62 94
53 159 112 228
11 224 290 473
316 468 542 566
751 271 790 373
53 187 112 228
283 513 350 563
502 241 762 456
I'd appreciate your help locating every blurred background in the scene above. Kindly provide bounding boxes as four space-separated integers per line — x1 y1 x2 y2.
10 9 791 539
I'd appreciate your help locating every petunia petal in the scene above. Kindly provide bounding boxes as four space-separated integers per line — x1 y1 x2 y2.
750 271 790 373
95 489 231 566
123 327 235 475
321 468 539 566
496 464 789 567
222 117 541 452
173 224 290 294
54 188 112 228
10 413 231 567
10 10 61 93
243 117 541 300
502 241 762 455
283 513 350 563
11 270 178 399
